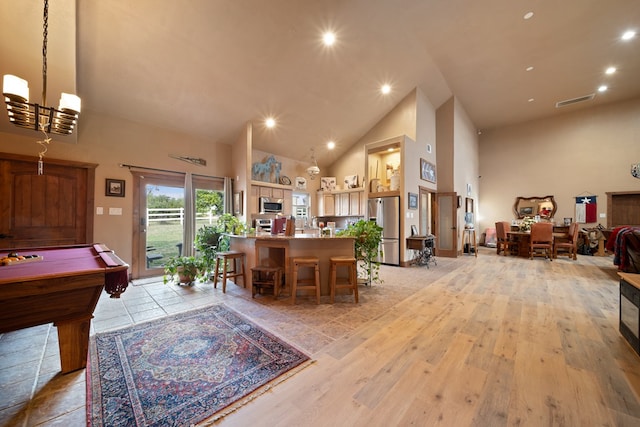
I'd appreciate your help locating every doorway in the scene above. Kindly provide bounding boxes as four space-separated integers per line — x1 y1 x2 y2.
418 188 458 258
131 170 226 279
418 186 435 236
435 192 458 258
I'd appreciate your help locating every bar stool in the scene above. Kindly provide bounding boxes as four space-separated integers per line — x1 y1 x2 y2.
214 251 246 293
251 266 283 298
329 256 358 303
290 256 320 304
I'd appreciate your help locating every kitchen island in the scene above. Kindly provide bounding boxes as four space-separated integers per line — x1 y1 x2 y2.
229 233 356 297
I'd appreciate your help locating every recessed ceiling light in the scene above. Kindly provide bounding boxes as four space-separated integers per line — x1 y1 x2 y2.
381 84 391 94
265 118 276 128
528 98 535 102
327 141 335 149
523 11 534 20
621 30 636 41
322 32 336 46
605 66 617 75
526 66 534 72
598 85 608 92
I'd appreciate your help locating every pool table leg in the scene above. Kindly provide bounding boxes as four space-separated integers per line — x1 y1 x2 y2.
55 316 92 374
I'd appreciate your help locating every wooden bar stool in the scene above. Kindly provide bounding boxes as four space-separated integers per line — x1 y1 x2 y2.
251 266 283 298
290 256 320 304
329 256 358 303
213 251 246 293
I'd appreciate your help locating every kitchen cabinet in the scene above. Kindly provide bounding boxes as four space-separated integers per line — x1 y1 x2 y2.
318 193 335 216
336 193 350 216
250 181 292 215
350 192 362 216
317 189 364 217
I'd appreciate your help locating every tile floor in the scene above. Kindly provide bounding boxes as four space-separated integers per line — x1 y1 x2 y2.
0 257 456 427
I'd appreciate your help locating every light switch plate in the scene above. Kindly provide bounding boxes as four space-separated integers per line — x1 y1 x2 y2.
109 207 122 215
96 207 103 215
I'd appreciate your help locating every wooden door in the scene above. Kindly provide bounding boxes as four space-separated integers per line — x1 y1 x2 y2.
435 192 458 257
0 153 96 249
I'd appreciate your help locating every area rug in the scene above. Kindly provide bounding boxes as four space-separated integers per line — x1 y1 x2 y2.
86 304 311 426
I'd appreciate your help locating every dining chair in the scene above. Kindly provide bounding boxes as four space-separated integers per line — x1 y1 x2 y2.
529 222 554 260
553 222 579 260
495 221 516 256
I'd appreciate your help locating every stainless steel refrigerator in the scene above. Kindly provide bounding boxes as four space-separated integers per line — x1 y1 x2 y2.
368 196 400 265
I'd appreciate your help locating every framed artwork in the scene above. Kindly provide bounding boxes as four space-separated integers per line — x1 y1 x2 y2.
344 174 358 189
105 179 125 197
465 197 474 213
411 225 418 236
408 192 418 209
295 176 307 190
320 176 337 191
234 191 243 215
420 158 436 183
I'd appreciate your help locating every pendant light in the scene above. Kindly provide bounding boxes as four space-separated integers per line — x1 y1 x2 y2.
306 148 320 179
3 0 81 136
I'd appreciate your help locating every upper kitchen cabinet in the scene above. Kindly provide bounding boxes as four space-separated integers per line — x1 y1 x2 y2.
250 182 292 215
317 188 364 217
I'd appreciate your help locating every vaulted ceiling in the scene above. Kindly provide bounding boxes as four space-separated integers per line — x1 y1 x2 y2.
1 1 639 167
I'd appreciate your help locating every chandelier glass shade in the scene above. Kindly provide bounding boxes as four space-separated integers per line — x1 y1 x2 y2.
2 0 81 136
306 149 320 179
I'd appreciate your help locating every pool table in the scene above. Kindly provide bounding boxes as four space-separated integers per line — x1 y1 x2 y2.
0 244 129 373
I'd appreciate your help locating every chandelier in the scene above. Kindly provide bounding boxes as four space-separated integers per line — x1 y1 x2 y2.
306 148 320 179
2 0 81 136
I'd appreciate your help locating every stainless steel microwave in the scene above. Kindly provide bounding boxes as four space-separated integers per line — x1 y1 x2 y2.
259 197 284 214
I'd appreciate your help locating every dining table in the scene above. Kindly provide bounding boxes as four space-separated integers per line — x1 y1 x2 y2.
506 229 567 257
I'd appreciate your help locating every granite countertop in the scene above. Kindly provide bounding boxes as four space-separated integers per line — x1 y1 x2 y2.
227 233 354 240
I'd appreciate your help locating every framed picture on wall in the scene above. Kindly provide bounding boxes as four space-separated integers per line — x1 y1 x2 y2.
320 177 337 191
408 192 418 209
420 158 436 183
105 179 125 197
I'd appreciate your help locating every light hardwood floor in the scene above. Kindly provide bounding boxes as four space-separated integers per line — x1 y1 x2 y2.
1 247 639 426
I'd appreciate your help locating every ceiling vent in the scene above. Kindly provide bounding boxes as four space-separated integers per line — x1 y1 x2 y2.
555 93 595 108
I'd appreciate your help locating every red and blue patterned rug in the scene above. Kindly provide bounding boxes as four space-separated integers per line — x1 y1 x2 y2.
86 304 311 426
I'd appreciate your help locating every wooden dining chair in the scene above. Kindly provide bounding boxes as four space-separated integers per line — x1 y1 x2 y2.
553 222 579 260
529 222 554 260
495 221 516 256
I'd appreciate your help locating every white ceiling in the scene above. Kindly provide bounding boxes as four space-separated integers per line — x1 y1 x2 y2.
1 0 639 168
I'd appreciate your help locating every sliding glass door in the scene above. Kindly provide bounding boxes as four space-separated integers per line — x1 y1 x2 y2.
131 171 226 279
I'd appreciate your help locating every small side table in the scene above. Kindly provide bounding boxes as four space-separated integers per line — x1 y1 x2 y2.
462 228 477 257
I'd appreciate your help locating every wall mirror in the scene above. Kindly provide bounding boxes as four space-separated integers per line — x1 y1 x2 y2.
513 195 557 219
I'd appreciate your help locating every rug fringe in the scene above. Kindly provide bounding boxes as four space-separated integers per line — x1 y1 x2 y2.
195 359 316 426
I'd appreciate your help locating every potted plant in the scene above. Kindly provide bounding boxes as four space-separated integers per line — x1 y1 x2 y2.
337 219 384 284
163 255 205 285
195 225 222 276
215 213 252 251
195 214 254 279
